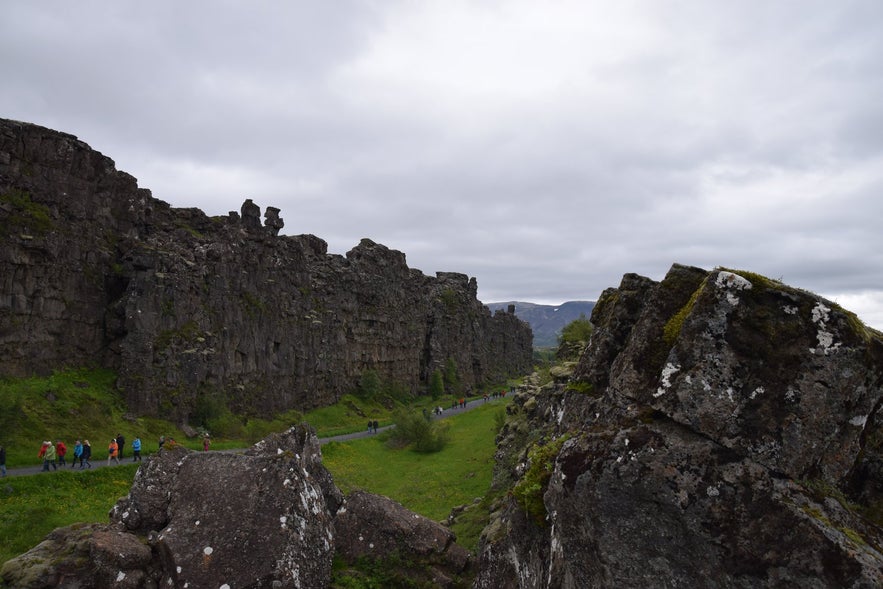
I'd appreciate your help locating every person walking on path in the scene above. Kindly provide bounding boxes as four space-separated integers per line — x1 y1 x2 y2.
42 441 57 471
0 445 6 477
116 433 125 461
81 440 92 469
107 438 120 466
202 435 211 452
72 440 83 468
56 440 67 466
131 437 142 461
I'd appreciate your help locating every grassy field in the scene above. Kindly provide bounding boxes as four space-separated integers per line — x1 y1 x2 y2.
0 464 140 566
0 368 514 566
323 402 505 518
322 399 509 549
0 368 187 467
0 368 463 467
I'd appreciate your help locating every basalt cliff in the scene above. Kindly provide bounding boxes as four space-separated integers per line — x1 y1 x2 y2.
0 118 533 419
476 264 883 588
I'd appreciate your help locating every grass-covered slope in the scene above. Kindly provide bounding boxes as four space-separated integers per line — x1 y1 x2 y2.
0 367 514 567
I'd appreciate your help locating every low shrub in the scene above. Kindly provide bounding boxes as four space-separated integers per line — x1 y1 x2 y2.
387 409 450 453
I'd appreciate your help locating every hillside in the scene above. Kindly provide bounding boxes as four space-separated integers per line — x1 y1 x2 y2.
486 300 595 347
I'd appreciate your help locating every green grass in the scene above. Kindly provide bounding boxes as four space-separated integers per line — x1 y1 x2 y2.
0 368 194 467
0 369 454 467
0 400 509 568
322 398 510 550
0 365 517 572
0 464 140 566
303 392 477 438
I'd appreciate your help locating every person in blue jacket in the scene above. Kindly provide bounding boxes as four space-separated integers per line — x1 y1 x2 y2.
132 437 142 462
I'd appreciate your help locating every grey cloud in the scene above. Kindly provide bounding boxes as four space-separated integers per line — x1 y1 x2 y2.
2 1 882 327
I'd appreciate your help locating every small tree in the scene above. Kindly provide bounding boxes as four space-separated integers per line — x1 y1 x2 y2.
429 369 445 400
559 314 593 344
357 370 382 399
443 358 459 393
388 409 449 453
557 315 594 360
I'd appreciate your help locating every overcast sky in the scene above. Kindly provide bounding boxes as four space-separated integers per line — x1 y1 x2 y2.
3 1 882 329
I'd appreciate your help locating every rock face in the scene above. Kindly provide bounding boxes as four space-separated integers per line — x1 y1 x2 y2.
1 426 473 588
0 118 533 419
335 491 473 587
475 264 883 588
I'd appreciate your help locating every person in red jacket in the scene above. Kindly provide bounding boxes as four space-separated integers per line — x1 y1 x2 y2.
56 440 67 466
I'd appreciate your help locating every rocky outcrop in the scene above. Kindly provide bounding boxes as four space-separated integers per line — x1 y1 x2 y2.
335 490 473 587
1 426 472 588
0 118 533 419
474 264 883 588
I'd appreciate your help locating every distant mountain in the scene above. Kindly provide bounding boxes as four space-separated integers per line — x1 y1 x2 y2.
486 301 595 348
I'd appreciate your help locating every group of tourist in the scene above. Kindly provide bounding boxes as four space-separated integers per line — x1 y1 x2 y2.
38 439 91 471
0 431 207 475
36 433 146 472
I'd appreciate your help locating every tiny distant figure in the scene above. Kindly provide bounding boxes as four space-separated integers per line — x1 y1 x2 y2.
81 440 92 468
158 435 165 449
41 441 57 471
202 435 211 452
56 440 67 466
460 397 466 409
483 393 489 403
0 445 6 477
368 421 373 433
372 420 379 433
108 439 120 466
132 437 142 461
72 440 83 468
116 433 126 460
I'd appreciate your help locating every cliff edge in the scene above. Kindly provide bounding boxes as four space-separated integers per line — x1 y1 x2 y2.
0 118 533 418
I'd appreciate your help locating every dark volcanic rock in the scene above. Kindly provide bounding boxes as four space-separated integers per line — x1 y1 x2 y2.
475 264 883 588
0 118 532 419
111 426 337 588
335 490 473 587
0 523 152 589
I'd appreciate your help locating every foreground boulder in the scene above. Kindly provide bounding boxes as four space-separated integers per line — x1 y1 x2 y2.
0 523 152 589
335 490 472 587
1 425 471 588
475 264 883 588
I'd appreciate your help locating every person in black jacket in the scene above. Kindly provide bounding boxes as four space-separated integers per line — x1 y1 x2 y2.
116 433 125 460
81 440 92 469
